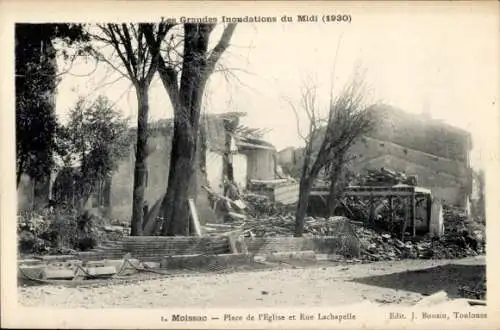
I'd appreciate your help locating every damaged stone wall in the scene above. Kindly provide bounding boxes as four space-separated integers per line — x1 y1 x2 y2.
109 134 172 222
348 142 471 207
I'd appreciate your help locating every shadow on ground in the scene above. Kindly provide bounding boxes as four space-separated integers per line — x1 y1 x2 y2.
351 263 486 299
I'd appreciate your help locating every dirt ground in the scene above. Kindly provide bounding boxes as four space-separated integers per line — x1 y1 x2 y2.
18 256 485 308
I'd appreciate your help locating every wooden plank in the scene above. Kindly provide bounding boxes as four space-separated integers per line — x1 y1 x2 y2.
250 179 289 184
401 197 409 241
412 192 416 237
368 195 375 224
188 199 202 237
312 190 414 197
467 299 486 306
389 196 394 232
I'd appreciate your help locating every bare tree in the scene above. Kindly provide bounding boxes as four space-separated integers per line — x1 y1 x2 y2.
289 71 375 236
144 23 237 236
90 23 171 235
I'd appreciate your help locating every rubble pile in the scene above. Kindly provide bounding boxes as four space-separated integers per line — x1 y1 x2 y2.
459 279 487 300
214 214 481 261
241 215 354 237
242 193 296 218
358 168 417 186
443 205 485 241
354 225 410 261
211 199 484 261
207 179 484 262
353 222 483 262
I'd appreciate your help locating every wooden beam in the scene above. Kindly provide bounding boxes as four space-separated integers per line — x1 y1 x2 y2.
426 195 432 231
311 190 414 197
368 194 375 225
188 199 202 237
401 197 409 241
389 196 394 232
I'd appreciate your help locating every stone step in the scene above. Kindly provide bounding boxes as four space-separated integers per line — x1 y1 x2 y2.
259 250 317 262
160 253 253 269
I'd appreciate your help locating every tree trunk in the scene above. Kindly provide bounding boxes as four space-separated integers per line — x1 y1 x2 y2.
294 176 314 237
327 158 345 216
130 84 149 236
159 25 212 236
160 78 208 235
160 118 197 235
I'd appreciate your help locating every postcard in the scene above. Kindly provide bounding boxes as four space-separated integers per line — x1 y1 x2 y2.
1 1 498 329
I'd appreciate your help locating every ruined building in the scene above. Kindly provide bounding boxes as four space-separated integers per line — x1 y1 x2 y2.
278 104 473 208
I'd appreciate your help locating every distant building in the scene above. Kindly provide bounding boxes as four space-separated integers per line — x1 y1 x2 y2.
277 146 296 165
351 104 473 207
277 104 473 208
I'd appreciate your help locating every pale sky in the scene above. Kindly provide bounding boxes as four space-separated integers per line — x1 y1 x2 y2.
54 6 499 170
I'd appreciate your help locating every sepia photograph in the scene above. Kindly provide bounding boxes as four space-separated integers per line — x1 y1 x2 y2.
1 1 499 329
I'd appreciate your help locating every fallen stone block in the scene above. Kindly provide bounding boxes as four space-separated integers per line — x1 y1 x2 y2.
141 261 160 269
82 266 117 278
466 299 486 306
18 265 45 280
85 260 107 267
47 260 83 268
86 258 140 274
44 268 75 280
416 291 449 306
253 255 267 262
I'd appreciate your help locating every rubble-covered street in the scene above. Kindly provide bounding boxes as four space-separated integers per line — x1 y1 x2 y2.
210 186 486 263
17 168 487 308
19 256 484 308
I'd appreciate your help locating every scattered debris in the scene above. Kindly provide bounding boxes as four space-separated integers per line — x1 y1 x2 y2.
202 186 484 263
414 290 485 307
354 220 483 262
242 193 296 218
357 168 417 186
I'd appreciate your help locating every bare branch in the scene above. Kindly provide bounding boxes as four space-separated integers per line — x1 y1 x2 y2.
143 22 179 108
88 47 129 80
88 74 128 94
65 56 100 78
96 24 138 85
142 23 173 84
117 24 139 77
206 24 237 74
284 96 308 143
